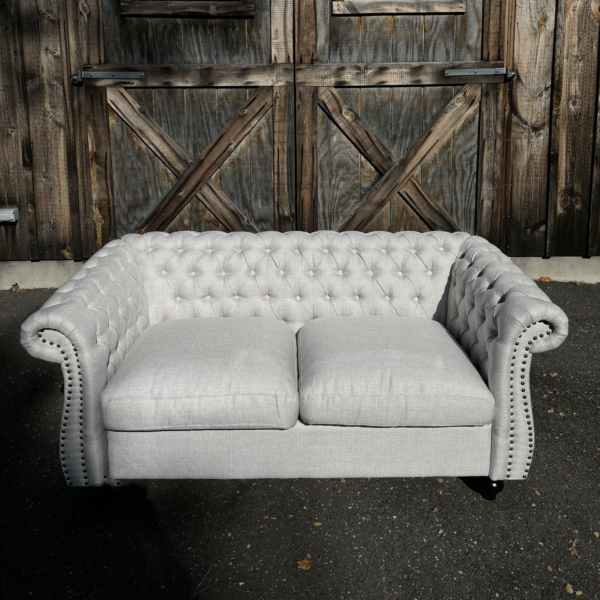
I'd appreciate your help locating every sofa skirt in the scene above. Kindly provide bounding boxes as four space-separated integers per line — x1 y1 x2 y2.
107 421 492 480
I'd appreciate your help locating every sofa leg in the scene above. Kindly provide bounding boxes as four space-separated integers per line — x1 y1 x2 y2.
462 477 505 501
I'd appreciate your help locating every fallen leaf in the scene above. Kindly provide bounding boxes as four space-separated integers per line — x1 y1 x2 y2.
297 559 314 570
550 372 558 377
264 516 269 519
227 533 232 538
340 478 346 482
437 478 443 483
594 532 599 538
539 276 552 282
539 542 544 546
247 544 250 549
432 507 438 513
560 412 566 417
547 565 552 572
576 592 582 596
307 554 311 559
535 490 541 496
314 522 322 527
548 409 555 413
10 283 19 292
565 583 574 594
271 517 277 520
568 539 581 559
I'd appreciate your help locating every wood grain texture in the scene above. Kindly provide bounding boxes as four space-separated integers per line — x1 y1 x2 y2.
296 87 318 231
0 0 38 260
318 86 459 231
273 87 294 231
505 0 555 256
296 0 318 64
81 64 293 87
20 0 82 260
138 87 272 232
109 87 258 233
336 84 481 231
546 0 600 256
119 1 255 18
589 75 600 255
482 0 504 61
332 0 465 14
271 0 293 63
295 61 504 86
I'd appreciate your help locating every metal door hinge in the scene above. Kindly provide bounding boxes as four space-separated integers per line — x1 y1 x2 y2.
444 67 517 82
70 71 146 86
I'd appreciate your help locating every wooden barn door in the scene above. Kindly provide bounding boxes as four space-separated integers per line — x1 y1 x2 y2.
78 0 295 245
294 0 512 240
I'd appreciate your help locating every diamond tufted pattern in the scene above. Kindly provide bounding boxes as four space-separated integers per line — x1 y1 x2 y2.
124 230 471 331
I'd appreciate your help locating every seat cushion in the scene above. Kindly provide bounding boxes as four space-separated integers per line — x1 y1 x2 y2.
102 317 299 431
298 316 495 427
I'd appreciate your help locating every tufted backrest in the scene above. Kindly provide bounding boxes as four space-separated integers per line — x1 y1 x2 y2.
123 230 471 331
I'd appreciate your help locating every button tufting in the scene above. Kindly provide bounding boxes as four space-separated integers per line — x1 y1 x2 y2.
205 295 211 300
323 248 329 253
265 248 271 253
367 270 373 276
220 271 226 277
381 249 387 253
265 295 270 299
397 271 403 276
250 271 255 276
385 296 390 301
338 270 344 275
414 296 419 302
296 296 301 301
234 295 239 300
351 249 357 253
427 271 432 276
206 248 212 254
325 295 330 299
161 271 167 276
279 270 285 276
308 271 314 276
190 272 195 277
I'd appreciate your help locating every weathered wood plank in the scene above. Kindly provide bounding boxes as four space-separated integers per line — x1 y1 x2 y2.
20 0 83 260
399 178 459 230
0 0 38 260
546 0 599 256
108 86 258 232
505 0 555 256
296 0 318 64
106 87 191 174
138 87 272 232
271 0 293 64
332 0 465 14
273 87 294 231
248 0 270 64
82 64 293 87
391 87 427 232
337 84 481 231
296 88 318 231
318 86 460 231
295 61 504 86
477 0 504 242
360 88 392 232
119 1 255 18
589 76 600 255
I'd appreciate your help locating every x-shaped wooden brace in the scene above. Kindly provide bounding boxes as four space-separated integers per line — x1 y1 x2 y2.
107 86 285 234
318 84 481 232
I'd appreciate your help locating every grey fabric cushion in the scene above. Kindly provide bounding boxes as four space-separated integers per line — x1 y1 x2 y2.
298 316 495 427
102 317 299 431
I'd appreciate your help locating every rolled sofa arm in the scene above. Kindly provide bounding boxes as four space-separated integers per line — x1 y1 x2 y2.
446 236 568 481
20 241 148 486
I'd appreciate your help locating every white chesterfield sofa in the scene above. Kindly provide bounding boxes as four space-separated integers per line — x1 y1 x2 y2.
21 231 568 499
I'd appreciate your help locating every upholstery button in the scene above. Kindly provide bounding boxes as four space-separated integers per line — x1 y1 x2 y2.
162 271 167 275
279 270 285 276
205 295 211 300
325 295 330 299
176 296 181 301
355 295 360 300
414 296 419 302
308 271 314 276
234 295 239 300
294 248 300 253
250 270 255 276
221 271 226 277
385 296 390 301
338 270 344 275
190 272 195 277
351 249 357 253
265 248 271 253
323 248 329 253
265 295 270 299
397 271 403 276
367 270 373 276
427 271 432 276
381 249 387 253
206 248 212 254
438 246 444 251
296 296 301 301
410 249 416 254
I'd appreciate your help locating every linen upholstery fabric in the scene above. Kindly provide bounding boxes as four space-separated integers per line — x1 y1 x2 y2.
298 316 495 427
107 422 492 480
446 236 569 480
20 241 148 486
102 317 299 431
123 230 471 331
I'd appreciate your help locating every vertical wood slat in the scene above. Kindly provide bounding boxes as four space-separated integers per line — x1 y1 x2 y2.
296 0 318 231
589 76 600 255
505 0 555 256
546 0 600 256
273 87 294 231
271 0 293 64
19 0 83 260
0 0 38 260
477 0 504 243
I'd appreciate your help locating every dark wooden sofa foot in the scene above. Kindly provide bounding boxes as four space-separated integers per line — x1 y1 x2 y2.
461 477 505 501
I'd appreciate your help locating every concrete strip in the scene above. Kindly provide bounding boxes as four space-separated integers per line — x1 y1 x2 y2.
1 255 598 290
511 256 600 283
0 261 83 290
